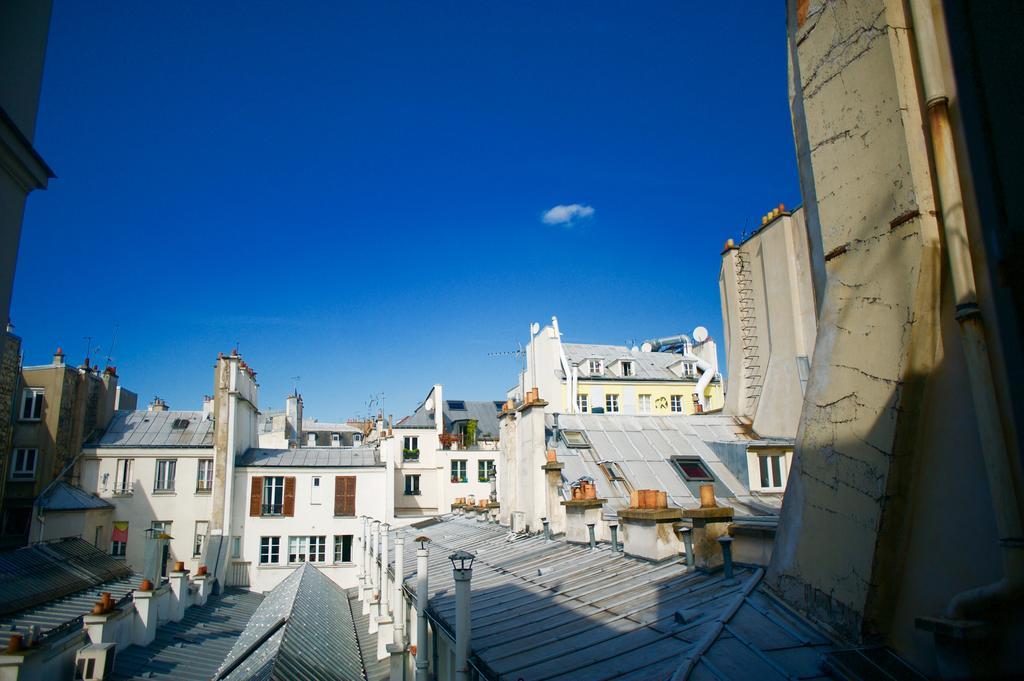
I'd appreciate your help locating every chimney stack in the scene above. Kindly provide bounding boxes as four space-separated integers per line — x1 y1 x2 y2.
148 397 168 412
680 484 734 569
617 488 683 561
285 391 303 447
53 347 65 366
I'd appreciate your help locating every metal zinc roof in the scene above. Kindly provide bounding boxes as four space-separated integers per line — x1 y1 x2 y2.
236 445 383 468
112 589 265 681
217 563 365 681
392 517 836 681
0 538 134 617
37 481 113 512
90 410 215 448
553 413 782 516
396 398 503 438
562 343 706 381
302 419 361 433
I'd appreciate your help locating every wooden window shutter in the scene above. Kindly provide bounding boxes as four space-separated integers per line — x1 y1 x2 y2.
249 477 263 517
283 477 296 517
335 476 356 516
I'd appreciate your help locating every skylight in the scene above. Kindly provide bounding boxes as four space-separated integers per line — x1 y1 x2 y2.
561 430 590 448
446 400 467 411
171 418 190 429
672 457 715 482
493 401 505 411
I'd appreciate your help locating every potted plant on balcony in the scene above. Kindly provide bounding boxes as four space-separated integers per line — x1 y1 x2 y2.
403 448 420 461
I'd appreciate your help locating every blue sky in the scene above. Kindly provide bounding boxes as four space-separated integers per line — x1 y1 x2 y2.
14 2 799 421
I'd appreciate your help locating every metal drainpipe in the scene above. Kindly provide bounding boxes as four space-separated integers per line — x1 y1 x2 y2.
610 524 619 553
358 516 367 587
718 536 735 583
373 521 381 595
680 527 695 569
393 532 405 646
542 518 550 540
380 524 391 615
908 0 1024 619
415 544 429 681
453 566 472 681
587 523 597 551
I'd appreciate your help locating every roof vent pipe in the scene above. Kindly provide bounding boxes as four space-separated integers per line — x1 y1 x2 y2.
587 523 597 551
610 524 620 553
551 413 560 447
415 537 430 681
718 536 735 584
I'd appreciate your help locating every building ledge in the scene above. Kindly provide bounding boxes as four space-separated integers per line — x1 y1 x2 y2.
618 508 684 522
560 498 606 510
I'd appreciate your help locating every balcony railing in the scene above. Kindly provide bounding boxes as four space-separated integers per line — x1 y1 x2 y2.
196 482 213 493
261 503 283 516
402 448 420 462
112 484 134 496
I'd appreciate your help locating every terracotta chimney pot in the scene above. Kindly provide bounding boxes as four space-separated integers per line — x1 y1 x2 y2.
91 602 104 615
196 566 208 576
139 579 153 592
173 561 185 572
6 634 23 653
546 450 557 462
699 483 717 509
657 491 667 509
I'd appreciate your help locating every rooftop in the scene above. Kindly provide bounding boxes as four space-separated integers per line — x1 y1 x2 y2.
562 343 713 382
236 445 383 468
552 413 781 516
396 398 503 438
392 516 837 680
37 481 113 512
216 563 365 681
89 410 214 448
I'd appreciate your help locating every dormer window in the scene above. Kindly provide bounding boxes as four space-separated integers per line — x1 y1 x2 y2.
588 359 603 376
621 361 633 377
307 433 316 446
331 432 341 447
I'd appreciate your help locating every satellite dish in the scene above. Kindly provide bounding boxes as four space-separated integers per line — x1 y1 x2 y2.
640 342 653 353
693 326 709 343
424 398 434 412
530 322 540 336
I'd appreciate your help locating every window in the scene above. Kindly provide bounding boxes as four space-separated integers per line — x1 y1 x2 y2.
335 476 356 516
681 362 697 379
588 359 603 376
196 459 213 492
114 458 133 494
111 522 128 557
289 536 326 563
600 461 626 481
194 521 209 557
673 458 715 482
334 535 353 563
310 476 323 505
20 389 43 421
621 361 633 377
171 418 189 429
404 474 421 495
606 394 620 413
561 430 591 448
331 432 340 447
260 536 280 564
478 460 495 482
262 476 285 515
638 394 652 414
403 435 419 461
758 454 787 489
151 520 171 536
446 400 466 411
231 536 242 559
10 449 37 480
451 460 467 483
353 433 362 445
154 459 176 492
670 395 684 413
577 394 589 413
307 433 317 446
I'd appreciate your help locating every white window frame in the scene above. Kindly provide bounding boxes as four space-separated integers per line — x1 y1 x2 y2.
114 458 133 495
262 476 285 515
621 361 633 377
288 535 326 564
310 476 322 505
334 535 353 563
307 432 317 446
577 394 589 413
403 436 418 451
331 432 341 447
10 449 37 480
20 389 43 421
111 524 128 558
154 459 176 492
196 459 214 492
260 536 280 564
670 395 684 413
755 452 788 491
451 460 467 483
588 359 603 376
606 394 619 413
193 521 209 557
478 459 495 483
638 394 652 414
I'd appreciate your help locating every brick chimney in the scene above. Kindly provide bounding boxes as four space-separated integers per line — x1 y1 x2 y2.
53 347 65 366
617 489 683 562
680 484 734 569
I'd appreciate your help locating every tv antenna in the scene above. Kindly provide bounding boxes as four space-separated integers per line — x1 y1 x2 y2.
105 324 119 366
290 376 301 394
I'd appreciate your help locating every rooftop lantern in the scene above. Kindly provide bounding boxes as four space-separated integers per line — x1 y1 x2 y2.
448 550 475 572
415 535 431 551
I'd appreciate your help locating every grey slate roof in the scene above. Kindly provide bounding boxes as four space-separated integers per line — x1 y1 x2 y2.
90 410 214 448
397 398 503 439
0 538 133 618
216 563 365 681
391 516 836 681
303 419 361 433
112 589 265 681
37 481 113 512
553 413 782 516
236 445 382 468
563 342 710 381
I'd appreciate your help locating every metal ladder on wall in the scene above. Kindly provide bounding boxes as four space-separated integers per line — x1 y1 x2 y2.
735 250 763 416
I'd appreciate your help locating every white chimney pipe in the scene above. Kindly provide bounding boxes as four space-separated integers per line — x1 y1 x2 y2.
453 565 472 681
392 533 405 646
415 542 429 681
371 521 381 593
380 524 391 615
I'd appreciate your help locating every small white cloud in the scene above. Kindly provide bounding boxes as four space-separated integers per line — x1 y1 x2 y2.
541 203 595 226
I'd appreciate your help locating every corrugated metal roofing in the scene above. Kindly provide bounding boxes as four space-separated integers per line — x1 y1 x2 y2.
390 516 836 681
236 446 382 468
111 589 265 681
37 481 113 512
348 589 390 680
0 538 134 617
553 413 782 516
217 563 365 681
90 410 214 448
